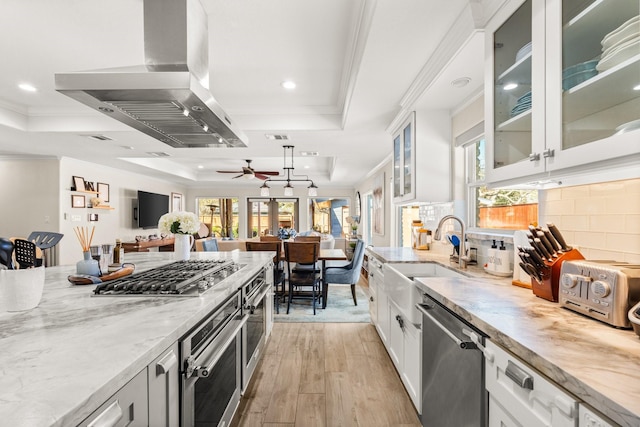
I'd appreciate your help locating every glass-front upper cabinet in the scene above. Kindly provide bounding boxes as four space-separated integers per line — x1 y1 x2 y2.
392 112 416 203
546 0 640 171
486 0 546 183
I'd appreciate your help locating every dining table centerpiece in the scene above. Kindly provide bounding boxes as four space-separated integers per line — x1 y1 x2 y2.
158 211 200 261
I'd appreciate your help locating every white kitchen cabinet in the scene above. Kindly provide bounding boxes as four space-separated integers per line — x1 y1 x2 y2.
485 0 640 186
79 368 148 427
376 285 390 345
485 340 578 427
392 110 451 204
368 254 388 344
388 298 422 412
148 343 179 427
578 403 615 427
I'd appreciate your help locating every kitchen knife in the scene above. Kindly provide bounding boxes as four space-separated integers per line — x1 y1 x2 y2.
547 223 572 251
533 238 553 261
0 238 14 269
519 262 542 283
542 228 562 253
537 231 558 258
529 238 551 262
524 247 545 268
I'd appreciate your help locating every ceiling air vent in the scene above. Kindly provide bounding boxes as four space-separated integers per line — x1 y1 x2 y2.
265 134 289 140
300 151 319 156
146 152 170 157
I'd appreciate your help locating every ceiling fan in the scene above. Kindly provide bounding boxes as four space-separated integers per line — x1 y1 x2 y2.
216 160 279 180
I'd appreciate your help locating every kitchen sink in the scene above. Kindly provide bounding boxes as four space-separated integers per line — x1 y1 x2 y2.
383 262 468 325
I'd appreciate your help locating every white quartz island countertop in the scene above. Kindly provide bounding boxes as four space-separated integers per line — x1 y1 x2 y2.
0 251 273 427
368 246 640 427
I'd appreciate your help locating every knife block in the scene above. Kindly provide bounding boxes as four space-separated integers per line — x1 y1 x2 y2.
531 249 584 302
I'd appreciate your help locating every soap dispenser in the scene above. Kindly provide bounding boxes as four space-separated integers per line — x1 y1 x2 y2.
486 240 498 272
496 240 511 274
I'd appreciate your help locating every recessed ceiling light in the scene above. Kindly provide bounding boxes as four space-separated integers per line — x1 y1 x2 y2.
18 83 37 92
451 77 471 88
504 82 518 91
197 165 204 169
634 84 640 91
281 80 296 90
85 135 112 141
303 165 310 169
120 145 135 150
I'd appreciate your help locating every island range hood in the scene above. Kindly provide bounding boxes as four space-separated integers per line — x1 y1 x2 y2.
55 0 248 148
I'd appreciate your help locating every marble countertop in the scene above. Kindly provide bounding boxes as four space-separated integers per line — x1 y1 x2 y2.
367 246 640 426
0 251 273 427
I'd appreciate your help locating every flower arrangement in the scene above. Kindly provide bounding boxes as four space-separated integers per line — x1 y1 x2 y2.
158 211 200 235
278 227 297 240
346 215 359 231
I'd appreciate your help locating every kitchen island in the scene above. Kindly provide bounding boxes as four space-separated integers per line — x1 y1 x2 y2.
0 251 273 427
368 246 640 426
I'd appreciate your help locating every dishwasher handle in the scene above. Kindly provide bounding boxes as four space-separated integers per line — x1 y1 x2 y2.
417 303 475 350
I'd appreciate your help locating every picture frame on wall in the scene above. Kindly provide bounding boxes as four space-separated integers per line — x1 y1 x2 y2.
72 176 85 192
71 194 85 208
373 172 384 235
171 192 183 212
85 181 95 192
97 182 110 203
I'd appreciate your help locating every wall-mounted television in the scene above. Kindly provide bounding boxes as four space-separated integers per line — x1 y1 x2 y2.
134 190 169 229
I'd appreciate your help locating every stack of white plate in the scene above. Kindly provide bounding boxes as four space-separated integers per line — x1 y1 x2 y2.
510 91 531 117
516 41 532 62
597 15 640 72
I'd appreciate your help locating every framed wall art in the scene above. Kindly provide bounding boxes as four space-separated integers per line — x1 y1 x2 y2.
97 182 110 203
373 172 384 235
72 176 85 192
71 194 86 208
171 192 183 212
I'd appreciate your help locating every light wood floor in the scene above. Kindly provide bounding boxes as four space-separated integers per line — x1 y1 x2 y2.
231 322 421 427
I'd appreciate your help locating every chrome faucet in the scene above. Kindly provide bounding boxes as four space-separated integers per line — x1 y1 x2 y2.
434 215 469 269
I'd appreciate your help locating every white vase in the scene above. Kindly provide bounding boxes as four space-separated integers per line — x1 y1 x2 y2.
174 234 194 261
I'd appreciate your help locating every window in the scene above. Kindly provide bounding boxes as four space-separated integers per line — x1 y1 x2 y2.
309 198 350 237
196 198 239 238
247 198 298 237
398 205 421 247
466 138 538 229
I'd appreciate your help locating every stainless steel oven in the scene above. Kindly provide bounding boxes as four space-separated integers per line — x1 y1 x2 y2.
242 268 271 391
181 290 247 427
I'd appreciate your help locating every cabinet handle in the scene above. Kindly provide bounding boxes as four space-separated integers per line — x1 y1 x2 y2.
528 153 540 162
505 360 534 390
369 296 374 302
87 400 123 427
543 148 555 158
395 314 404 330
156 350 177 375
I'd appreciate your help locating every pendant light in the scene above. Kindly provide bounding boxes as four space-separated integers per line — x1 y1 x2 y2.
259 145 318 197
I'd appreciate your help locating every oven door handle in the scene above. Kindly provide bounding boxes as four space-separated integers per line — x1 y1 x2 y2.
192 314 248 378
245 284 271 312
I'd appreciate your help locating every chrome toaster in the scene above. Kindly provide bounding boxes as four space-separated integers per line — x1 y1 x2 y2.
559 260 640 328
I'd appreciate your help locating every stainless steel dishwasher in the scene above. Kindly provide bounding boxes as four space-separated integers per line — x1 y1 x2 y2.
417 293 489 427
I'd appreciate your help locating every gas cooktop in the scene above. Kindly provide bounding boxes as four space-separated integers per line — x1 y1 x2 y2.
93 259 246 297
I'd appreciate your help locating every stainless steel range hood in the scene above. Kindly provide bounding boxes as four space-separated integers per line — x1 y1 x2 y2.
55 0 248 148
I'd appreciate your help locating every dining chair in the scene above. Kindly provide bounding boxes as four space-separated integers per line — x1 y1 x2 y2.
246 241 285 314
260 235 281 242
292 235 322 271
294 235 321 242
201 238 219 252
323 239 365 306
284 241 322 315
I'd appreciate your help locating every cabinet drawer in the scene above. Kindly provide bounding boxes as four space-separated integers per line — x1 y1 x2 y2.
79 368 148 427
485 340 577 427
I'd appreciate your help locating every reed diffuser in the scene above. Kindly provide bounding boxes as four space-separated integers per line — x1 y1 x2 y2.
74 226 101 277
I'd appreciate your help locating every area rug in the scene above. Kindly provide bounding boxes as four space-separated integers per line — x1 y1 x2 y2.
274 285 370 323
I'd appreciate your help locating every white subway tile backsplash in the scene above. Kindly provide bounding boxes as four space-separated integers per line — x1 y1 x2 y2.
589 215 627 233
539 178 640 261
543 199 575 216
561 215 589 231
